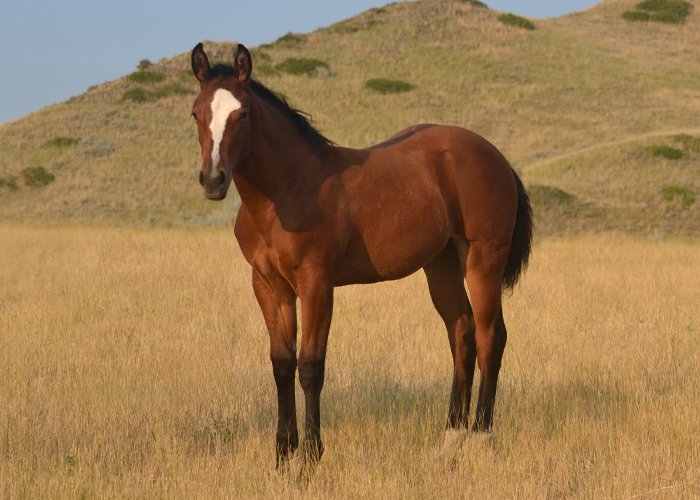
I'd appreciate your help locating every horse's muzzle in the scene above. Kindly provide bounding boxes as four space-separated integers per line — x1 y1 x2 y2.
200 169 229 200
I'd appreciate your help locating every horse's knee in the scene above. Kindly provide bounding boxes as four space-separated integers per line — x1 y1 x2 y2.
298 359 325 392
272 357 297 384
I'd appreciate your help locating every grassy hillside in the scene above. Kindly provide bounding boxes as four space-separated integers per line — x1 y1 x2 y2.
1 0 699 235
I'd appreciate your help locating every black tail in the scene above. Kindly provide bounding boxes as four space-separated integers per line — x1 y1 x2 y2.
503 170 533 290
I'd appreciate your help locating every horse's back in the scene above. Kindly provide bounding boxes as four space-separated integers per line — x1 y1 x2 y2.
334 125 518 285
363 124 517 241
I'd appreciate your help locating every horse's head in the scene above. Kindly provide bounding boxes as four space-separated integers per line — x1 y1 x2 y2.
191 43 253 200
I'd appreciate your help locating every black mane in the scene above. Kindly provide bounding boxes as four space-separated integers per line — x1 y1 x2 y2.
205 64 333 148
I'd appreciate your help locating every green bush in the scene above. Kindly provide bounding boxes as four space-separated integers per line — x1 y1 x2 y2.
177 69 194 82
661 186 695 208
21 166 55 187
138 59 152 70
153 84 193 98
456 0 489 7
0 176 19 191
123 84 192 102
622 10 651 21
498 13 535 30
127 70 166 84
275 58 329 76
623 0 692 23
644 145 686 159
43 137 79 148
364 78 416 94
256 65 281 78
671 134 700 152
274 32 305 45
637 0 691 15
650 9 687 23
251 51 271 64
529 184 579 214
122 87 150 102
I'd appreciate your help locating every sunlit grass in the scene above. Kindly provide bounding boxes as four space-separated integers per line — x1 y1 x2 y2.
0 226 698 497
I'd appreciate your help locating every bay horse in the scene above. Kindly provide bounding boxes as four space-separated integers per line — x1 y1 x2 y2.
190 43 532 466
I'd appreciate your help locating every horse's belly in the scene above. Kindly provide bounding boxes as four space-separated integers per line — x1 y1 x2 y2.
335 217 449 286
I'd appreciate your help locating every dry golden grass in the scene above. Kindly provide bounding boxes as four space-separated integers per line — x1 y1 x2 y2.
1 225 698 498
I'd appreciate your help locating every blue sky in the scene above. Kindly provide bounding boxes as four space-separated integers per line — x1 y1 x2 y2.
0 1 599 124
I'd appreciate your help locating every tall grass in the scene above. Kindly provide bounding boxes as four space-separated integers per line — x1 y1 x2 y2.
0 227 698 497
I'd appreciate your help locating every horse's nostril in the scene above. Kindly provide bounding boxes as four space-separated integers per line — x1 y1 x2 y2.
199 171 205 187
219 170 226 185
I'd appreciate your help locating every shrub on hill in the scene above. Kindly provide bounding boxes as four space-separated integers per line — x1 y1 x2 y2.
623 0 693 24
0 176 18 191
528 184 579 214
138 59 151 70
122 84 192 102
256 65 281 78
127 70 166 84
644 145 686 159
43 137 79 148
456 0 489 7
622 10 651 21
637 0 692 16
671 134 700 152
364 78 416 94
21 166 55 187
275 58 329 76
272 32 305 46
153 84 193 98
661 186 695 208
178 69 195 82
122 87 150 102
498 13 535 30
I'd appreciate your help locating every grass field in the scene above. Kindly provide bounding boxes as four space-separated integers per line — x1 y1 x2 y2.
1 226 698 498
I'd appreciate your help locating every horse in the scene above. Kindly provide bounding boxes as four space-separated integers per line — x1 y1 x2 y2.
190 42 532 466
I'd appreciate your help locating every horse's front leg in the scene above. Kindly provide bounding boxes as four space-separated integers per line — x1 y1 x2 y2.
297 280 334 464
252 268 299 467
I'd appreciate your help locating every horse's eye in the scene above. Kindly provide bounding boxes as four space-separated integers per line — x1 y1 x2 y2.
240 110 249 121
191 112 198 121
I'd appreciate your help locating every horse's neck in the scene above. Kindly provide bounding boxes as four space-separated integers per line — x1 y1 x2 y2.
232 100 327 225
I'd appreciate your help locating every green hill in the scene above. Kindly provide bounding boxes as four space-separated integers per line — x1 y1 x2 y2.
1 0 699 236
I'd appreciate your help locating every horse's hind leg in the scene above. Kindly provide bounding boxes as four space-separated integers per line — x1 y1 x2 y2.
465 240 509 434
423 242 477 436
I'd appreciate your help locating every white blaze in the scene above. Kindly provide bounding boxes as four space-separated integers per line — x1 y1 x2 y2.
209 88 242 177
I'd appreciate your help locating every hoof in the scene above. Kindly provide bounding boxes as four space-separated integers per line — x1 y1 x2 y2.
437 428 468 462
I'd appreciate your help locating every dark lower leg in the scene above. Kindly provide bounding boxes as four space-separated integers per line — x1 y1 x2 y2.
447 325 477 429
298 359 325 462
473 314 507 432
272 357 299 464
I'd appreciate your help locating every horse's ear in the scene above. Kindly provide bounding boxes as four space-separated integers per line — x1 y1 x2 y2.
191 43 211 83
234 44 252 85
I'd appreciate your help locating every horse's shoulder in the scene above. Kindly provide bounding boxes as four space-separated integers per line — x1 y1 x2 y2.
234 204 263 265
